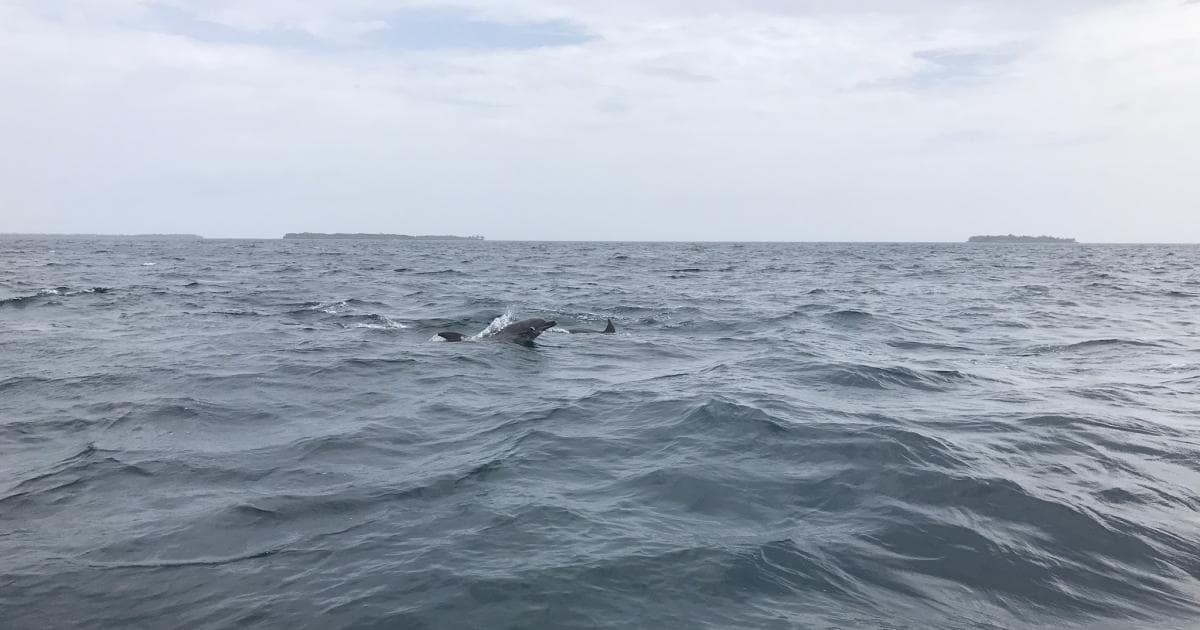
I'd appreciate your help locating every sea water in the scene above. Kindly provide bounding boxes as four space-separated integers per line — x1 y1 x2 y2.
2 238 1199 628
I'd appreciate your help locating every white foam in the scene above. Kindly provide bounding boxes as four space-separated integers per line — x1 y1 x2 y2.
313 300 352 315
380 315 407 329
142 262 156 266
351 315 407 330
472 308 517 340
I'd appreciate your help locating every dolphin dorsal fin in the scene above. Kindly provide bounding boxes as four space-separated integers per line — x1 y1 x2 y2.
603 319 615 333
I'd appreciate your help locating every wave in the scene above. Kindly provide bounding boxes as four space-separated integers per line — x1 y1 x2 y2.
663 398 795 437
868 473 1200 615
283 299 407 329
0 286 111 307
0 375 53 393
338 314 407 330
85 545 296 569
805 362 978 391
1013 413 1184 438
0 444 152 512
824 309 874 323
307 298 390 314
887 340 975 352
1024 338 1164 354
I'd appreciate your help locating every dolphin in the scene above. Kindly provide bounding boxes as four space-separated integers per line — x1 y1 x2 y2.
438 318 556 346
568 319 616 334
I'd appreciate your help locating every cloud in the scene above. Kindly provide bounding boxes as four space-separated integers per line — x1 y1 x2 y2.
363 7 592 51
908 47 1022 87
0 0 1198 241
138 3 593 52
139 4 325 49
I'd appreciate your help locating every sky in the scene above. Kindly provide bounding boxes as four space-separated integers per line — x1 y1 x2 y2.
1 0 1198 241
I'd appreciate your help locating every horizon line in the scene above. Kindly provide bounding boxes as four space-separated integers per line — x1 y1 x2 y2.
2 232 1197 245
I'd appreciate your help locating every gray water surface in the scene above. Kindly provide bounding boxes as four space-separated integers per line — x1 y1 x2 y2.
2 239 1199 629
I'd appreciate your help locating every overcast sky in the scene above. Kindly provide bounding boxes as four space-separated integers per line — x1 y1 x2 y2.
2 1 1197 241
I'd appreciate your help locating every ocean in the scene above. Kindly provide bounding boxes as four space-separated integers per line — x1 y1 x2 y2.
2 237 1198 629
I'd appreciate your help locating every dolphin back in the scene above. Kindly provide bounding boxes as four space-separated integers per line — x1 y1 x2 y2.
568 318 616 334
495 318 556 344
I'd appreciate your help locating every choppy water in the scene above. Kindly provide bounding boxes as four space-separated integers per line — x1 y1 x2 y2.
2 238 1199 629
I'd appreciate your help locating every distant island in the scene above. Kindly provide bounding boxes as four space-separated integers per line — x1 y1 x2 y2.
967 235 1077 243
283 232 484 240
0 233 202 240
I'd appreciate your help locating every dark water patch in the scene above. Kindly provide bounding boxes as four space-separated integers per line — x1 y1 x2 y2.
1013 413 1182 438
617 465 809 523
721 538 876 608
1066 338 1165 350
0 444 153 513
83 545 299 570
1016 284 1052 295
0 417 96 444
824 309 874 323
854 504 1197 620
0 373 144 403
103 397 279 432
285 429 425 465
0 286 110 307
806 362 977 392
0 375 53 393
318 357 420 379
850 425 965 469
1065 385 1142 404
1025 338 1165 354
660 398 794 438
887 340 975 352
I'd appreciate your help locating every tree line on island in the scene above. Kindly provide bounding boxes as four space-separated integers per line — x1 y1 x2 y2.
967 234 1076 243
282 233 484 240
